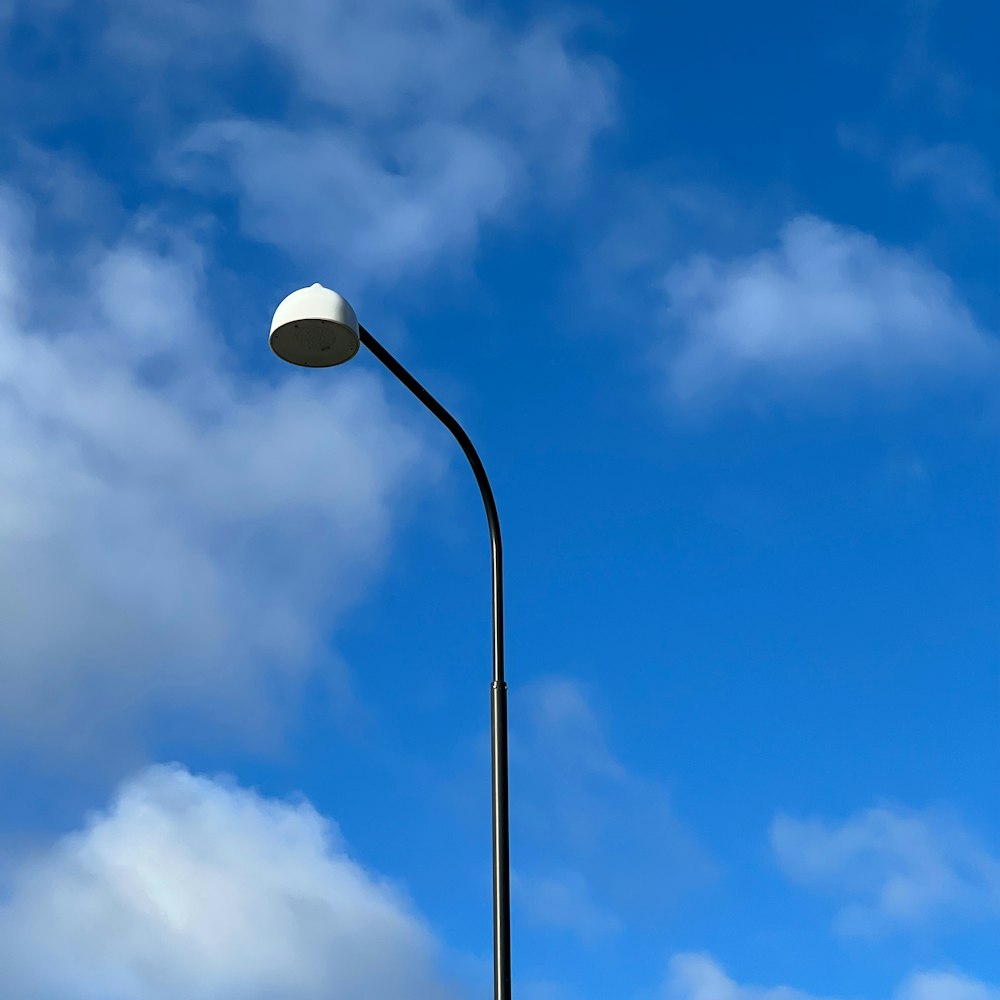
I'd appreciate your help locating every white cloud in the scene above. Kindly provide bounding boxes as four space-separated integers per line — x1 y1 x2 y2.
0 764 457 1000
511 678 715 933
0 0 612 759
770 804 1000 936
242 0 611 173
11 0 613 283
0 183 437 757
171 0 612 281
660 214 998 405
664 954 1000 1000
176 118 517 281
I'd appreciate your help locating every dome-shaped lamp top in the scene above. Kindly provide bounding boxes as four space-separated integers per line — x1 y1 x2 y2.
269 283 361 368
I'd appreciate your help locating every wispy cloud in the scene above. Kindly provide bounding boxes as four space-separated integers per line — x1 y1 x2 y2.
3 0 614 286
511 678 715 935
837 130 1000 221
0 764 458 999
664 953 826 1000
167 0 614 283
896 971 1000 1000
664 953 1000 1000
893 142 1000 217
889 0 968 114
770 804 1000 936
659 215 998 407
174 119 518 281
512 868 621 940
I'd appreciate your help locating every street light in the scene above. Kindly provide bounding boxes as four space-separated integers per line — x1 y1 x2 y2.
269 283 512 1000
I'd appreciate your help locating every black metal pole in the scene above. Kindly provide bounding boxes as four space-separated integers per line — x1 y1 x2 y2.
359 326 512 1000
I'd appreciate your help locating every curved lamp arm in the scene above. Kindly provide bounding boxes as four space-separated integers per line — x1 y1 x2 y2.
359 326 512 1000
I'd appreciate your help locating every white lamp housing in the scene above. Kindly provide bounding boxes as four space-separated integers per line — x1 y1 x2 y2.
269 283 361 367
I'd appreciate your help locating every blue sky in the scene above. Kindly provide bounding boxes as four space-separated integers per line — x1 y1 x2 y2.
0 0 997 998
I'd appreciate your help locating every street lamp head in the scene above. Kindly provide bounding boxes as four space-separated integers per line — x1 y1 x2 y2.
269 283 361 368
